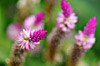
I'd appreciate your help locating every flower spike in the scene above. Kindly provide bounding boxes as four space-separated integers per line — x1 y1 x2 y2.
7 22 21 40
46 0 78 62
75 16 97 50
56 0 78 32
18 29 47 50
61 0 73 17
67 16 97 66
35 12 45 25
24 12 44 30
83 16 97 37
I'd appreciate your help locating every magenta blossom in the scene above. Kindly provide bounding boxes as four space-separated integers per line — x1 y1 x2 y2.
56 0 78 32
35 12 45 25
29 30 47 43
18 29 47 50
75 16 97 50
24 12 44 30
56 13 77 32
24 16 36 29
83 16 97 37
61 0 73 17
7 22 21 40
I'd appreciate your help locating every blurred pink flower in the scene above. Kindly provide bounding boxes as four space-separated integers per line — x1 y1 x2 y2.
24 12 44 30
75 16 97 50
7 22 21 40
56 13 64 24
35 12 45 25
83 16 97 37
56 13 77 32
24 16 36 29
56 0 78 32
61 0 73 18
18 29 47 50
98 61 100 66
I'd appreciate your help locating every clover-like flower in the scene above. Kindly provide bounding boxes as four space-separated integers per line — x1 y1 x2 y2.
7 22 21 40
56 0 78 32
18 29 47 50
24 12 44 30
75 16 97 50
61 0 73 18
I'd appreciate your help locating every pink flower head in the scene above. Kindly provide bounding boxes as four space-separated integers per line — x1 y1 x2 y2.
18 29 47 50
56 13 65 24
24 12 44 30
56 13 78 32
7 22 21 40
29 30 47 43
61 0 73 17
83 16 97 37
35 12 45 25
24 16 36 29
56 0 78 32
75 16 97 51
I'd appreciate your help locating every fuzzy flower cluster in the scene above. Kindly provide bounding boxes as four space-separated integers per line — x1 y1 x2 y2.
7 22 21 40
18 29 47 50
56 0 78 32
75 16 97 50
24 12 45 30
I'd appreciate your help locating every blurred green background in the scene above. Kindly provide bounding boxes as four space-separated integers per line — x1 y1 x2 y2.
0 0 100 66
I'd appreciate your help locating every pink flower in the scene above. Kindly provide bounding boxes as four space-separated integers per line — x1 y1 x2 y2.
7 22 21 40
35 12 45 25
24 16 36 29
24 12 45 30
56 13 77 32
56 0 78 32
83 16 97 37
75 16 97 50
18 29 47 50
56 13 65 24
61 0 73 17
29 30 47 43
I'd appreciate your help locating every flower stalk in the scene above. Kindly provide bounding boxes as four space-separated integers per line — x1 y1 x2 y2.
7 29 47 66
67 16 97 66
7 42 27 66
46 0 78 62
67 44 85 66
46 26 66 61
